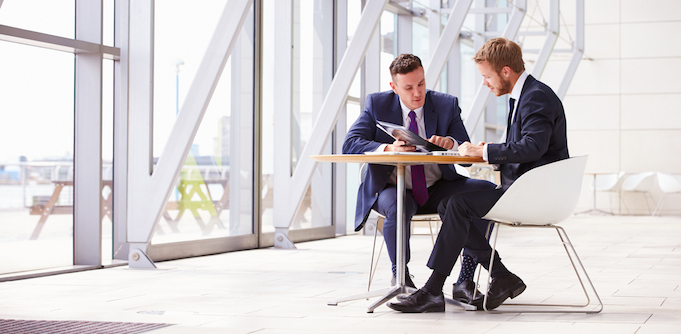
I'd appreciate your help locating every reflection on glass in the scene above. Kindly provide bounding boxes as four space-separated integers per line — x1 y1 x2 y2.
151 1 254 244
0 42 75 275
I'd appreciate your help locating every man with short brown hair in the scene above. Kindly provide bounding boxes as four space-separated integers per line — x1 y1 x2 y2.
388 38 569 313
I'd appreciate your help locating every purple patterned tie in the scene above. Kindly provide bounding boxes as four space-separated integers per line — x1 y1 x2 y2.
408 111 429 206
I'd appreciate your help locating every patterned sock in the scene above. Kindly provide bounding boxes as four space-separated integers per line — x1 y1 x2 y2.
391 263 397 278
456 254 477 285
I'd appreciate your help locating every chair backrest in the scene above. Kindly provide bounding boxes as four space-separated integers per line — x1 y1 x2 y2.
657 173 681 193
621 172 656 192
483 155 588 225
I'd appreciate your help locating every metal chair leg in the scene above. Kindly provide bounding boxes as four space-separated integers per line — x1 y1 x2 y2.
481 221 603 313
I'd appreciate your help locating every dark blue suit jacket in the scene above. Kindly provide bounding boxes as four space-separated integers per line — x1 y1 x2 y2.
487 75 569 188
342 90 470 231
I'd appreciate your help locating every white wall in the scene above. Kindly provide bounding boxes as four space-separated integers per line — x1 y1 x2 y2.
557 0 681 215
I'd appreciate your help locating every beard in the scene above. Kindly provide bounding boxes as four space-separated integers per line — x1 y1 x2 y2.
495 75 514 96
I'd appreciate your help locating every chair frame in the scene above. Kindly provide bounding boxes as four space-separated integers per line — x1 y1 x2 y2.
366 212 441 292
478 221 603 313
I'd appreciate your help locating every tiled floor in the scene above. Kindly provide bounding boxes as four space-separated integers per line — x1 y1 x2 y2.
1 215 680 333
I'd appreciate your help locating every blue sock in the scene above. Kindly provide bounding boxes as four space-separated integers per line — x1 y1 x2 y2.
456 254 476 285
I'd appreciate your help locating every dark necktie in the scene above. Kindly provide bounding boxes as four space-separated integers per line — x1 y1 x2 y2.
408 111 428 206
505 98 516 142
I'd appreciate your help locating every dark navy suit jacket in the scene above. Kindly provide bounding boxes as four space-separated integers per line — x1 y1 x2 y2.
487 75 569 188
342 90 470 231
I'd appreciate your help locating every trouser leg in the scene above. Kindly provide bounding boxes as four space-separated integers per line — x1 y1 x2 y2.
375 186 417 266
427 188 504 276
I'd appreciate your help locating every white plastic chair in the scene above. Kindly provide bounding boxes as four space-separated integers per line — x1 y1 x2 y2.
365 163 469 291
480 156 603 313
587 171 626 214
653 173 681 216
620 172 656 215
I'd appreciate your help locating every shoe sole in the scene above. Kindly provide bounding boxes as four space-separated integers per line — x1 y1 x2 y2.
486 281 526 310
387 303 445 313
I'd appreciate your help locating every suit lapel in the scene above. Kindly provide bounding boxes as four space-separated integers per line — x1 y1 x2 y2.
387 93 403 125
423 91 437 138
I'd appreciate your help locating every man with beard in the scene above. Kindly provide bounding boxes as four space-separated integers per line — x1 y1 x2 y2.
388 37 569 313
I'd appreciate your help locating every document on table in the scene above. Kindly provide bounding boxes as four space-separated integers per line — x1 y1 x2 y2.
376 121 448 152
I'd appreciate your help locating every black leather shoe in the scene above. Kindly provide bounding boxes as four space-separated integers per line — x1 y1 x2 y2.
387 289 445 313
452 280 484 309
485 273 526 310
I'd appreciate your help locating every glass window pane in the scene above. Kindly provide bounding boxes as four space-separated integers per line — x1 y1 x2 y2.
151 1 254 244
290 0 333 230
380 11 396 89
0 42 75 275
0 0 75 39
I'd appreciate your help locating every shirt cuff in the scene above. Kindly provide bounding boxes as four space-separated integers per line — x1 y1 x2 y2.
375 144 388 152
482 143 489 162
446 136 459 151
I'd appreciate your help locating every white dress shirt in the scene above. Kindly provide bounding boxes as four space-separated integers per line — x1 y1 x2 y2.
375 100 457 189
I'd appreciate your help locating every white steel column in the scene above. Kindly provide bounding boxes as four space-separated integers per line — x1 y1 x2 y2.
397 5 412 55
463 0 525 137
272 0 295 248
557 0 584 99
334 0 349 236
127 0 253 268
127 0 155 268
113 0 130 260
273 0 388 248
74 0 103 266
425 0 473 90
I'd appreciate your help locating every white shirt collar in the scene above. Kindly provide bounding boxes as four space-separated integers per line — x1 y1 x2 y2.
509 70 529 102
398 98 424 120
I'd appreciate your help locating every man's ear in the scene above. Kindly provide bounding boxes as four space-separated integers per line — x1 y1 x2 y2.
389 81 397 94
501 66 512 79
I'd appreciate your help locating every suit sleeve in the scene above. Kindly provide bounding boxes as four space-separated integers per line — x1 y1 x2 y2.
444 97 470 145
342 95 383 154
487 89 555 164
439 95 472 171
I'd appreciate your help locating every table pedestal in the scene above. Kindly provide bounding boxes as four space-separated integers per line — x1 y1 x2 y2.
327 164 476 312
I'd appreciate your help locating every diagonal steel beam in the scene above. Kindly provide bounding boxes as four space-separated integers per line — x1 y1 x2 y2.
557 0 584 99
463 0 526 136
127 0 253 267
273 0 388 246
530 0 558 79
425 0 473 89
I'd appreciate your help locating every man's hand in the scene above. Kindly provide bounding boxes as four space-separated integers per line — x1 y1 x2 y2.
458 141 485 157
428 135 455 150
385 140 417 152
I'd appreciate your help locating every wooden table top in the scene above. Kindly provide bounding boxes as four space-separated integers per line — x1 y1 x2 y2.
310 153 485 165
